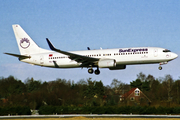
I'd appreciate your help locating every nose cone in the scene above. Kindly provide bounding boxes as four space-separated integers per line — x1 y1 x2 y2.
172 52 178 59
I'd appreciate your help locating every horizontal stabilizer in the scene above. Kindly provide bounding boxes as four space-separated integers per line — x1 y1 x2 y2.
4 53 31 59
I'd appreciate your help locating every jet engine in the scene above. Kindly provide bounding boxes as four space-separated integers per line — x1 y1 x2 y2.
109 65 126 70
98 59 116 68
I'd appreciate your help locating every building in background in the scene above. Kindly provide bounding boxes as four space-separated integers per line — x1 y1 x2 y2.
120 88 151 106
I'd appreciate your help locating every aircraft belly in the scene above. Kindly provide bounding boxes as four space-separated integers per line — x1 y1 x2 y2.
49 59 80 68
117 61 156 65
115 54 165 65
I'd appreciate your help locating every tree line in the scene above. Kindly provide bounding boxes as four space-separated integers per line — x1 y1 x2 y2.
0 72 180 114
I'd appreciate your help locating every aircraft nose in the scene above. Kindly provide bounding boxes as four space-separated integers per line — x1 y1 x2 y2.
172 53 178 59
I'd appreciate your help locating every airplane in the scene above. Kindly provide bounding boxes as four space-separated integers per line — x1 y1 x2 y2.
4 24 178 75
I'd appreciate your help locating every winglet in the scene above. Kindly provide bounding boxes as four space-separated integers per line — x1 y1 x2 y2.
46 38 57 51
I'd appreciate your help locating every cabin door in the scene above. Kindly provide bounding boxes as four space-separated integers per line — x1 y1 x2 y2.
154 49 158 57
40 56 44 65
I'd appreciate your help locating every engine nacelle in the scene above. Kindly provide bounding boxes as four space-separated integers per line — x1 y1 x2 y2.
98 59 116 68
109 65 126 70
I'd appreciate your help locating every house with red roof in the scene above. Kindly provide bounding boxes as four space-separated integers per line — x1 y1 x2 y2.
120 88 151 106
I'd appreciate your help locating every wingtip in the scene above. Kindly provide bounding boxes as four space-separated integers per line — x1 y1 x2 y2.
46 38 56 51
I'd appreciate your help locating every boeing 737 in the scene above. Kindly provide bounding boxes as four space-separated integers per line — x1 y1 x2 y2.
4 24 178 75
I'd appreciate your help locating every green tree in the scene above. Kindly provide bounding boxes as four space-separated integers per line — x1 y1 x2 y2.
94 81 104 98
162 75 174 102
25 78 41 92
0 76 26 97
131 73 151 91
142 80 150 91
130 79 142 89
84 78 95 99
137 72 146 82
150 79 162 101
110 79 126 94
172 80 180 104
146 74 155 88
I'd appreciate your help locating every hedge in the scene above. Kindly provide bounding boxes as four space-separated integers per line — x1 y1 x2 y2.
38 106 180 115
1 106 180 115
0 106 31 115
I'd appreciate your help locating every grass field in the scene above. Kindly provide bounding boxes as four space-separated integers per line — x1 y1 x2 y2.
4 117 179 120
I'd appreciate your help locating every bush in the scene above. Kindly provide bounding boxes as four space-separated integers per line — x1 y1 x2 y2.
141 106 157 114
39 106 56 114
0 106 31 115
19 106 31 115
91 107 105 114
38 106 180 115
156 106 173 114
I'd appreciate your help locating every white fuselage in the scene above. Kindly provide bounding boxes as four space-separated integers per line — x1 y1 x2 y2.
21 47 178 68
5 24 178 75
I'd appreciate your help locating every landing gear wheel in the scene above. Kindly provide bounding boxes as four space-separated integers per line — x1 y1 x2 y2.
95 69 100 75
88 69 94 74
158 66 162 70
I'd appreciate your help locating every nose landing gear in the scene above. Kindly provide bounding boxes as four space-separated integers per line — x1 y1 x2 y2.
158 66 162 70
158 61 168 70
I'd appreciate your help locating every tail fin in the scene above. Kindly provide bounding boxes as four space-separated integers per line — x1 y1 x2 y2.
12 24 47 55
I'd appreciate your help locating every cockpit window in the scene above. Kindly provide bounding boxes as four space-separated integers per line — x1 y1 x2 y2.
163 49 171 52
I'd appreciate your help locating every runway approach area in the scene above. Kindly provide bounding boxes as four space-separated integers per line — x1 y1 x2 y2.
1 114 180 119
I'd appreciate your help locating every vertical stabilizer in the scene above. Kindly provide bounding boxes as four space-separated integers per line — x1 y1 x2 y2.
12 24 46 55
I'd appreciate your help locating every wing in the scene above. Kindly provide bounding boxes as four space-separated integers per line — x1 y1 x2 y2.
46 38 99 66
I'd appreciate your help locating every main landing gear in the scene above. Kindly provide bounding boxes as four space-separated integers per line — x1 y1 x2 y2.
88 68 100 75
